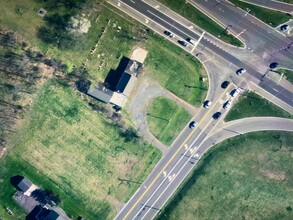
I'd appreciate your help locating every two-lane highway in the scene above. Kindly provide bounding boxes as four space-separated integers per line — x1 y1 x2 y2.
115 82 235 220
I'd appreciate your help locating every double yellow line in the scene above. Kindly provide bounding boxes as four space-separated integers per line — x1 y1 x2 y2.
122 84 233 219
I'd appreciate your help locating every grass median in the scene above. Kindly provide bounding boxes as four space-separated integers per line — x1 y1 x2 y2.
0 80 162 219
225 91 292 121
157 0 243 47
229 0 292 27
275 68 293 84
158 131 293 220
146 97 191 146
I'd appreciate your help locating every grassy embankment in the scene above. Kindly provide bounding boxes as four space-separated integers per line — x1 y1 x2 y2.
276 0 293 3
0 80 162 219
225 91 292 122
229 0 292 27
157 0 243 47
146 97 191 145
275 68 293 84
158 131 293 220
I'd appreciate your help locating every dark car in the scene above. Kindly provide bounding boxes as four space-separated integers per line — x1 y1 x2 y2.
212 112 222 120
189 121 198 129
203 100 212 108
236 68 246 75
178 40 188 47
280 24 289 31
221 81 230 89
269 62 279 69
164 30 174 38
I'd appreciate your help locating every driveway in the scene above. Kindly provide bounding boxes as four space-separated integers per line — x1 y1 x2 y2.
127 75 198 155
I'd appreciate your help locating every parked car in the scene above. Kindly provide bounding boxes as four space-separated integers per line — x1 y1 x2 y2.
236 68 246 75
230 88 240 97
212 112 222 120
280 24 289 31
189 121 198 129
186 37 196 45
178 40 188 47
269 62 279 69
203 100 212 108
221 81 230 89
164 30 174 38
223 100 232 109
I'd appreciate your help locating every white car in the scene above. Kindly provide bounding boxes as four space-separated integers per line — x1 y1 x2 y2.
236 68 246 75
223 100 232 109
231 88 240 97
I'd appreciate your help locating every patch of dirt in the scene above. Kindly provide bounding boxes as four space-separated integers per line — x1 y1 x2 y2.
259 169 286 181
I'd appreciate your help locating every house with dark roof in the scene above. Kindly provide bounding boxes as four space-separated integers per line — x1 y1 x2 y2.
87 47 147 107
15 177 38 196
26 205 64 220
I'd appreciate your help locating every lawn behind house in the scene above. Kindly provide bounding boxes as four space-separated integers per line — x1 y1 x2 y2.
229 0 292 27
158 131 293 220
0 80 162 219
225 91 292 121
146 97 191 146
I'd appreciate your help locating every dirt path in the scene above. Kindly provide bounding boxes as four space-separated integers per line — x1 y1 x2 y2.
126 75 198 155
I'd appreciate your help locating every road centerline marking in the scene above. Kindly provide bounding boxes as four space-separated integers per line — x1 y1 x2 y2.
121 84 233 220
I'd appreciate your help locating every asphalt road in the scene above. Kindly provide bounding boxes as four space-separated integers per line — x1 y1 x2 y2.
241 0 293 14
108 0 293 219
189 0 293 68
118 0 293 108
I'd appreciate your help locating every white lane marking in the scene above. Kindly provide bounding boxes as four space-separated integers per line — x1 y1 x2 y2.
140 115 227 220
133 117 215 220
273 88 278 92
192 31 205 53
236 29 246 37
130 0 135 3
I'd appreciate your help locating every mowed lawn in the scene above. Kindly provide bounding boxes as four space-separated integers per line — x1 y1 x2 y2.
225 91 292 121
144 34 208 106
147 97 191 146
229 0 292 27
0 80 161 219
159 131 293 220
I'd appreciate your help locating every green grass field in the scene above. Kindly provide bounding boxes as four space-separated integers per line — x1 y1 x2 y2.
158 131 293 220
0 0 206 105
157 0 243 47
225 91 292 121
275 68 293 84
229 0 292 27
146 97 191 145
0 80 162 219
144 34 208 105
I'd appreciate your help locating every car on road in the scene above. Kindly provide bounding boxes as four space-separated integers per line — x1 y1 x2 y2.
221 81 230 89
178 40 188 47
230 88 240 97
236 68 246 75
223 100 232 109
212 112 222 120
164 30 174 38
280 24 289 31
189 121 198 129
203 100 212 108
269 62 279 69
186 37 196 45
